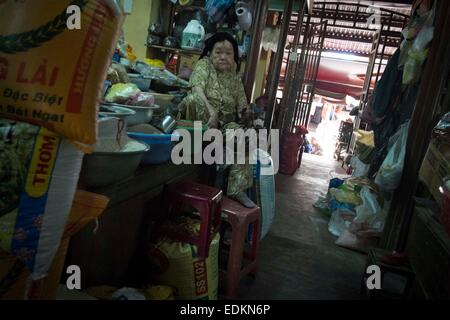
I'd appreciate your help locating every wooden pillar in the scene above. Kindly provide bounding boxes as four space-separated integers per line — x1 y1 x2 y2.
258 12 278 98
278 0 307 132
243 0 269 101
264 0 295 129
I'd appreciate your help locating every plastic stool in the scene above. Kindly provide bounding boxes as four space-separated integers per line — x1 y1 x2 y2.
219 197 261 299
165 181 222 258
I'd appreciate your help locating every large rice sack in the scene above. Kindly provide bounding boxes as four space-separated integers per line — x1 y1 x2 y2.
148 218 219 300
0 190 109 300
0 119 84 298
0 0 124 145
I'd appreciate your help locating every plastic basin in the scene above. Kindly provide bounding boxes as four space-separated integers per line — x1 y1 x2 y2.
128 74 152 91
128 132 176 164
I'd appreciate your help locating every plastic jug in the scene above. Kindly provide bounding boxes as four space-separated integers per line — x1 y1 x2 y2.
236 1 252 31
181 20 205 50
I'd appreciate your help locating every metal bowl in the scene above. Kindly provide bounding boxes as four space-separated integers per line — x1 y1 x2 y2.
99 104 136 122
80 140 149 188
102 102 160 126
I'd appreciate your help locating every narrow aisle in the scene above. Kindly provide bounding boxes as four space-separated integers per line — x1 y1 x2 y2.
238 153 366 299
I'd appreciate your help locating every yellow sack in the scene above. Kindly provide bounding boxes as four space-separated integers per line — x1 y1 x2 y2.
0 0 124 145
148 218 219 300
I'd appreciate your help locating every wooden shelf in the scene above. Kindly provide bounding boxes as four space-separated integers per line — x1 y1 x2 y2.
147 44 202 56
175 4 204 11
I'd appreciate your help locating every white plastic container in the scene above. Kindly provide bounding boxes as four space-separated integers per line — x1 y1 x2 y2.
181 20 205 50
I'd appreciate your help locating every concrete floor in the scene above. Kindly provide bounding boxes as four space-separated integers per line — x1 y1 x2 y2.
238 153 367 300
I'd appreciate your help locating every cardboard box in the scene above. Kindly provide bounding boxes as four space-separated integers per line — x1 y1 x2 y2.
419 139 450 202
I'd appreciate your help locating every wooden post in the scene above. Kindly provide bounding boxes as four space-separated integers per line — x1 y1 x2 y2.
278 0 307 132
264 0 295 129
243 0 269 101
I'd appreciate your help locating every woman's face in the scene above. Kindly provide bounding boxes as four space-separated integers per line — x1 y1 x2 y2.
210 40 235 73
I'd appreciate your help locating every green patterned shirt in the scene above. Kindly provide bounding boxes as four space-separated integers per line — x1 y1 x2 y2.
180 57 248 125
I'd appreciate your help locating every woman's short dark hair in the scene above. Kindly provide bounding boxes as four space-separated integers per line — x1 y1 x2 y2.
200 32 240 72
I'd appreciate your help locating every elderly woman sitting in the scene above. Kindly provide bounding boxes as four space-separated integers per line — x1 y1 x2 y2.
178 32 255 208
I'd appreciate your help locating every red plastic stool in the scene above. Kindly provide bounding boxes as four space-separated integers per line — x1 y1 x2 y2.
219 197 261 299
165 181 222 258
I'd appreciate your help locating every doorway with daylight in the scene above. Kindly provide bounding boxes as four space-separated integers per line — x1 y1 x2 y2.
275 1 410 168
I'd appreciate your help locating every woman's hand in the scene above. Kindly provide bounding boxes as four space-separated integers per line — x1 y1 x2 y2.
207 110 219 128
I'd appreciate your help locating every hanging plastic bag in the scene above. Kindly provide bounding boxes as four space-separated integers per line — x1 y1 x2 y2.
403 48 429 85
402 4 435 85
375 121 410 191
262 27 281 52
350 156 370 178
262 27 273 51
205 0 234 23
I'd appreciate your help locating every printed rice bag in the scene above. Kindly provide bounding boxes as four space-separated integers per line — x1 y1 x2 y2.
0 119 84 288
0 0 124 145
